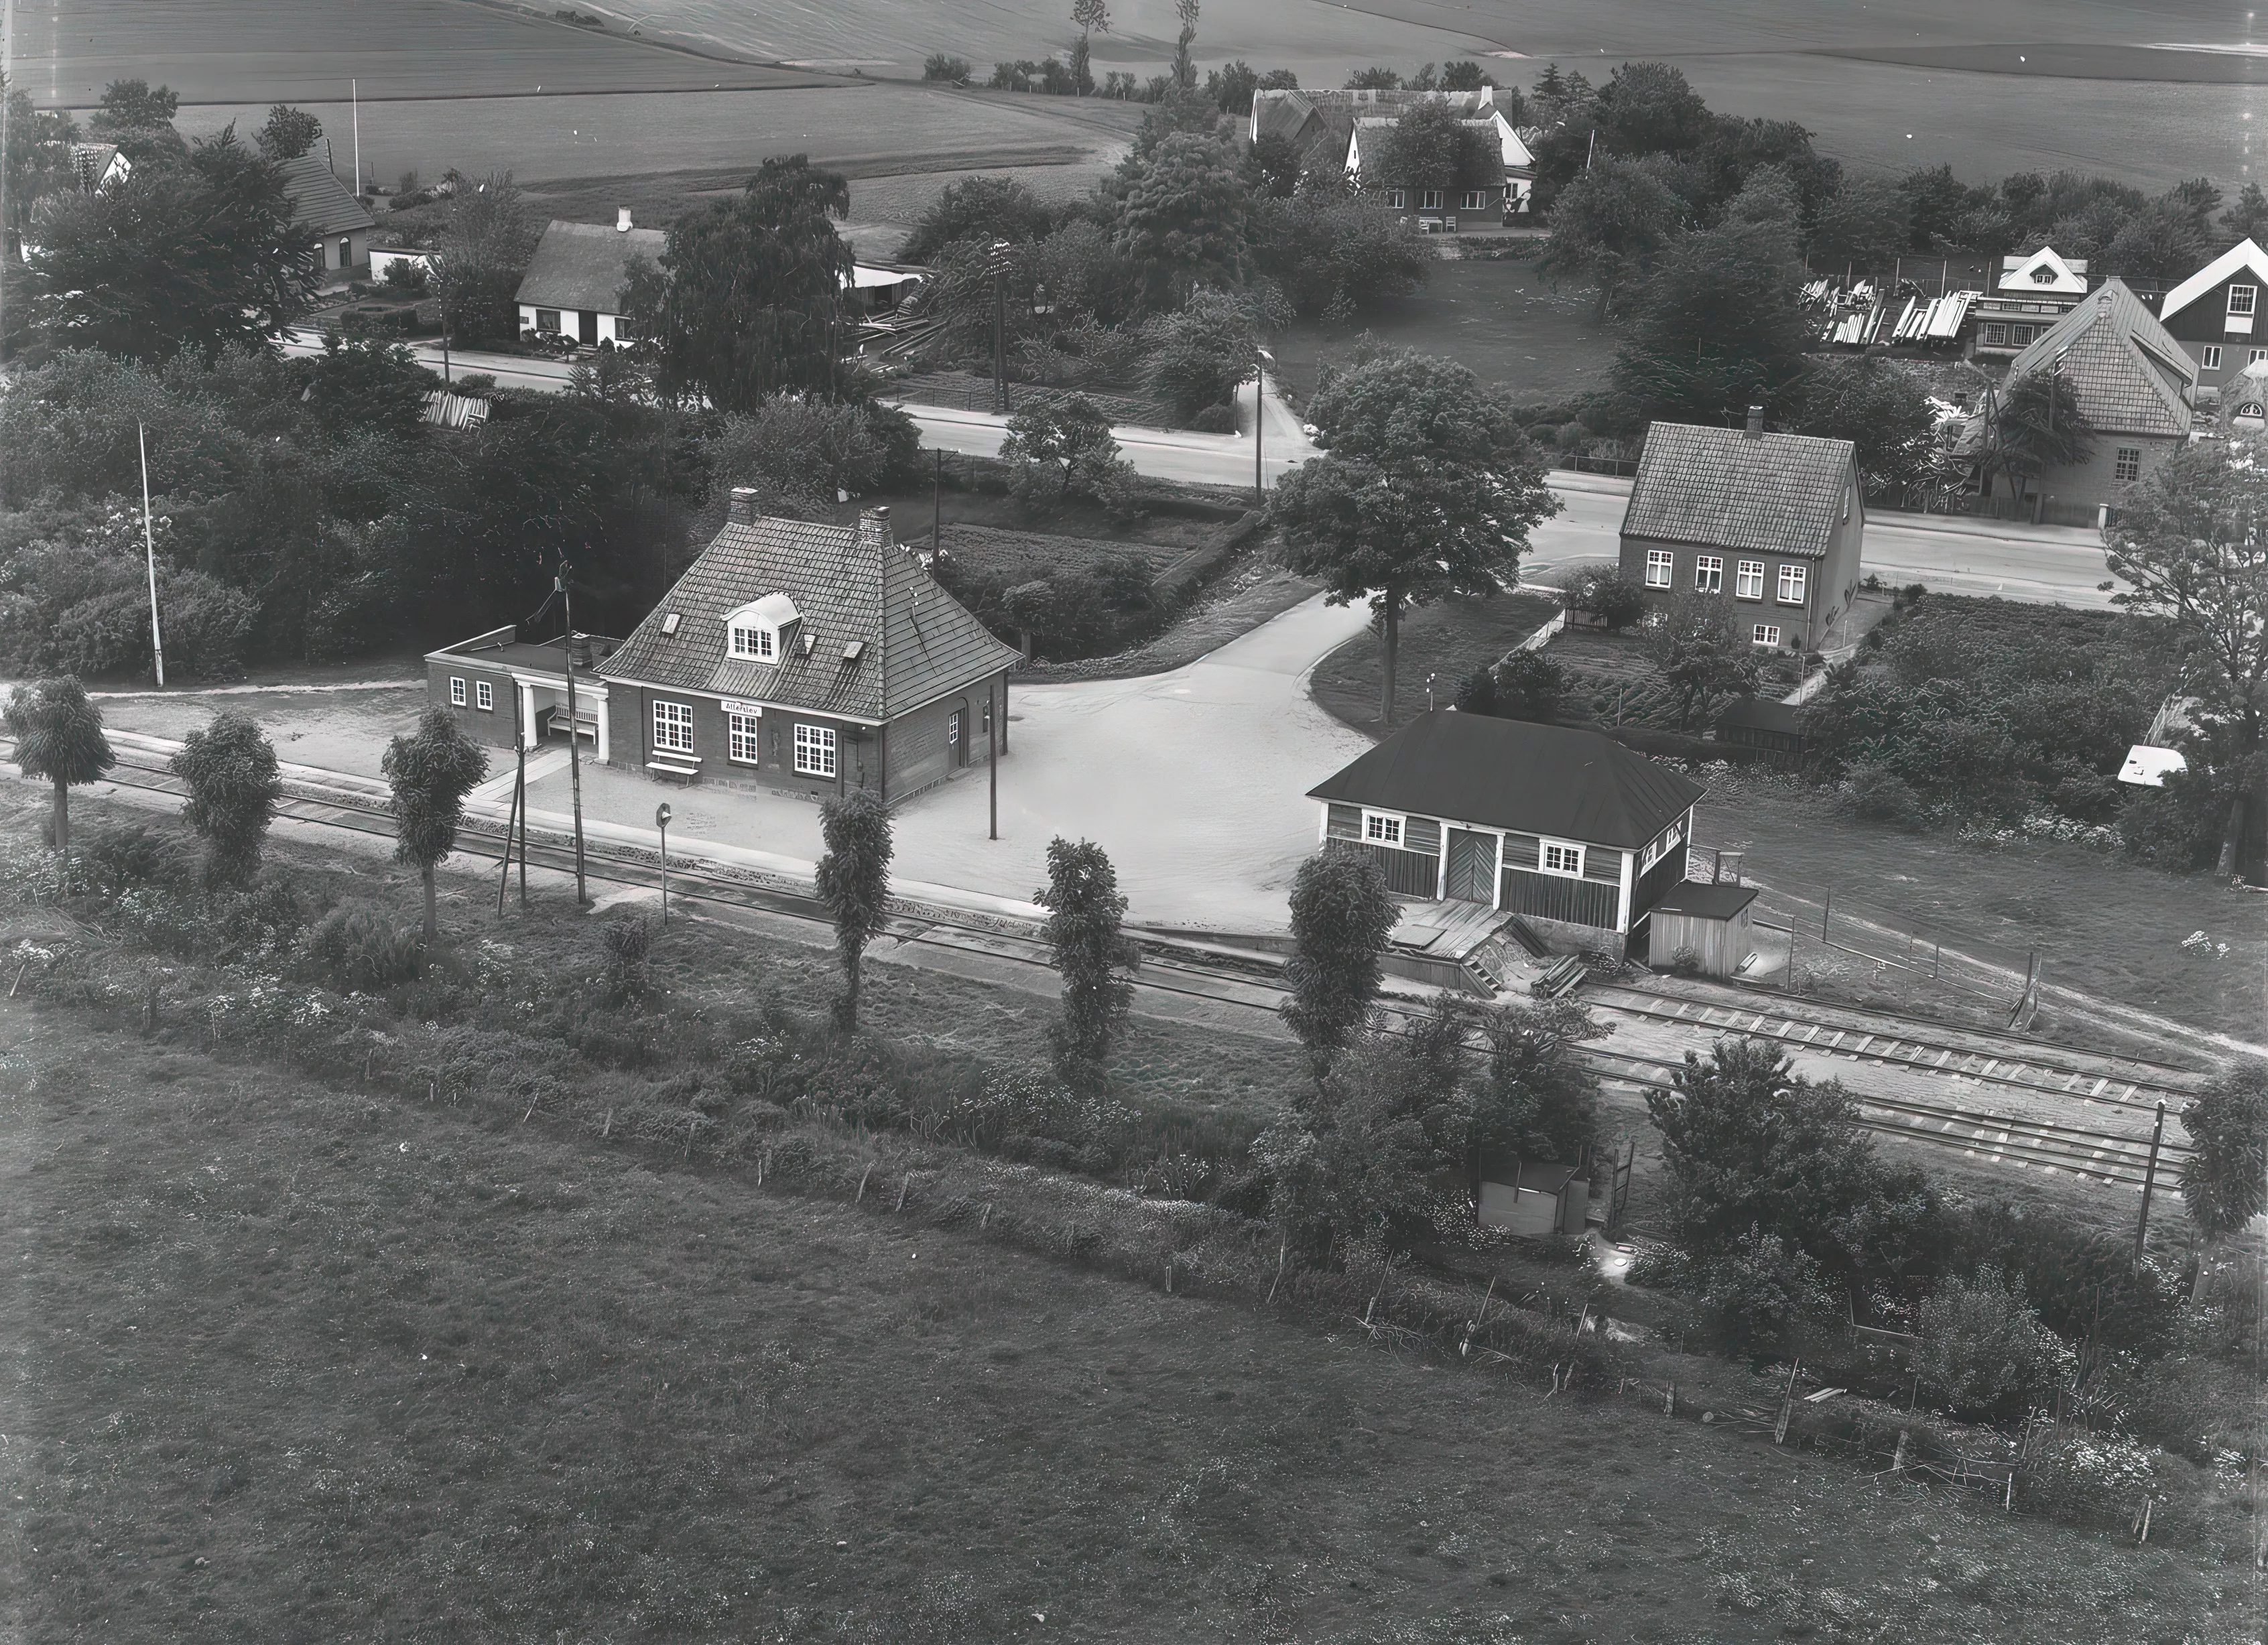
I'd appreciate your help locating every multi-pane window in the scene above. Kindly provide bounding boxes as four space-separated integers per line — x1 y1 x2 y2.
475 679 494 712
1777 564 1808 605
2253 348 2267 365
2204 345 2224 370
727 710 761 765
2113 446 2143 483
1386 189 1406 209
1539 840 1584 878
1980 323 2008 347
1693 555 1724 594
1643 549 1674 589
1419 190 1445 210
793 723 837 778
535 308 562 334
652 700 694 753
1752 624 1782 648
449 677 467 707
1460 190 1487 210
729 623 776 662
1363 811 1404 846
2231 283 2259 316
1735 560 1765 600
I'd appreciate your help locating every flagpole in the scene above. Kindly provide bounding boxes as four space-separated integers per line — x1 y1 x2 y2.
352 78 361 196
139 423 166 687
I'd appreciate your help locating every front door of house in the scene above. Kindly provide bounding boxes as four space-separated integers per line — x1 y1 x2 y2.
578 309 598 344
1444 829 1497 905
947 709 965 767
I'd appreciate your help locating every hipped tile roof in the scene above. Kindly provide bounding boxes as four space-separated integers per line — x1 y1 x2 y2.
598 511 1018 723
1308 711 1704 849
1621 422 1858 562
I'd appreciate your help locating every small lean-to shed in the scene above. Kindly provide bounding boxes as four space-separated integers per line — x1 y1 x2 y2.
1477 1159 1590 1238
1646 882 1759 978
1712 696 1807 761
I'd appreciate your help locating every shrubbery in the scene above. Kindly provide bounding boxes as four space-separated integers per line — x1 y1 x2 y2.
1915 1266 2077 1419
304 901 425 993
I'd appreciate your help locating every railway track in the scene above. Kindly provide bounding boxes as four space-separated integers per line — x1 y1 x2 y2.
57 750 2194 1185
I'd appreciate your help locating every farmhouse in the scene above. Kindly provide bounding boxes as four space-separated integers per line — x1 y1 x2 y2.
1992 278 2197 521
1308 710 1704 958
1250 86 1534 213
279 150 376 279
594 497 1018 800
2155 237 2268 395
516 212 665 346
1617 414 1865 653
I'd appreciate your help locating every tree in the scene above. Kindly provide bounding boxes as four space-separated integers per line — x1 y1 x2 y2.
1249 186 1430 319
2220 181 2268 247
292 335 437 440
999 395 1135 505
5 676 115 857
1036 836 1132 1092
381 708 491 943
1279 848 1398 1067
898 175 1054 263
1915 1268 2076 1419
2104 196 2212 283
1169 0 1200 92
26 128 322 361
1644 1037 1886 1262
632 155 853 411
1111 131 1247 308
1269 351 1558 723
813 787 893 1032
1143 287 1262 421
1206 60 1260 116
1606 212 1811 427
2105 440 2268 875
3 75 80 238
1440 60 1496 92
429 171 540 346
1247 131 1306 198
1590 62 1711 158
1469 996 1606 1164
1481 649 1566 723
1795 354 1938 498
1371 99 1495 207
922 54 972 86
1645 592 1761 729
1071 0 1111 97
2180 1059 2268 1238
1535 155 1685 320
1982 367 2094 509
170 710 283 886
1810 175 1911 275
1346 67 1402 91
254 104 322 162
1562 565 1647 631
87 78 185 167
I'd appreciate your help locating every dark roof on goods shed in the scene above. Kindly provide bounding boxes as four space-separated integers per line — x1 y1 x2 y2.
1308 712 1704 849
1622 422 1856 561
598 511 1018 722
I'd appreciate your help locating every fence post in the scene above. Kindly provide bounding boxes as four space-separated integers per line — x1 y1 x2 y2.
1822 891 1831 941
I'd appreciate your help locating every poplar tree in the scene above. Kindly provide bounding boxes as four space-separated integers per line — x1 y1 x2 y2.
382 708 491 943
1037 836 1132 1092
5 676 115 858
814 787 893 1031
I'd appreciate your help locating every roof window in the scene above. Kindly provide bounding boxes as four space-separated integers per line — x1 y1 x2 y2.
723 593 798 663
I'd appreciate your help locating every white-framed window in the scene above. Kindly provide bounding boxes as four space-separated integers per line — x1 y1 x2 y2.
652 699 694 754
2253 348 2267 365
2231 283 2259 316
1752 623 1782 648
727 709 761 765
1362 811 1405 846
2010 324 2036 346
793 723 837 778
1386 188 1406 210
1777 564 1808 605
1980 322 2008 347
2204 345 2224 370
475 679 494 712
1735 560 1765 600
1460 189 1487 210
1694 555 1724 594
1539 839 1584 878
1419 189 1445 210
729 622 777 662
1643 549 1674 589
448 676 466 707
2113 446 2142 482
535 308 561 334
1639 818 1685 873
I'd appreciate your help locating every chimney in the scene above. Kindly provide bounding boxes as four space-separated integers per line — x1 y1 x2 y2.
1744 405 1765 438
727 486 759 525
617 206 633 233
857 505 893 550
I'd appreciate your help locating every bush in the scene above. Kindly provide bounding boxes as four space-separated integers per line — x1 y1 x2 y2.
600 912 654 1002
74 824 190 897
1560 566 1647 632
922 53 972 85
946 1067 1135 1160
1691 1226 1838 1354
1846 761 1925 829
1187 403 1239 433
379 257 429 294
2019 1431 2161 1524
304 901 424 993
1914 1266 2076 1419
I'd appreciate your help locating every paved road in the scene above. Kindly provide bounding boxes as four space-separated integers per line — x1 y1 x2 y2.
292 331 2121 607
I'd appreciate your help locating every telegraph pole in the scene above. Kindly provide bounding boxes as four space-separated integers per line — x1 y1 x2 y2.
2134 1102 2167 1263
559 557 589 906
137 423 166 687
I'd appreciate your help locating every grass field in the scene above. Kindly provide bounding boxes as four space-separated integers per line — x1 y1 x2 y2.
1309 590 1564 738
5 992 2244 1644
1271 259 1612 411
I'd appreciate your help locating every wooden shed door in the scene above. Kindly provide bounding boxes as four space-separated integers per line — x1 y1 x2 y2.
1444 829 1497 905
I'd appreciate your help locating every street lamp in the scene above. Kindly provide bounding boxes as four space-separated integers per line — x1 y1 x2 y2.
655 802 672 925
1254 344 1275 505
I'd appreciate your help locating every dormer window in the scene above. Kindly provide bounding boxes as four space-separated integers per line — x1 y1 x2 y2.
722 593 798 663
2030 265 2057 284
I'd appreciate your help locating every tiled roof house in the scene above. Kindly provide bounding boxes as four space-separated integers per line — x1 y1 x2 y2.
1249 86 1533 214
593 495 1019 798
2153 237 2268 399
515 214 668 346
1615 413 1865 652
1999 277 2196 517
278 151 376 276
